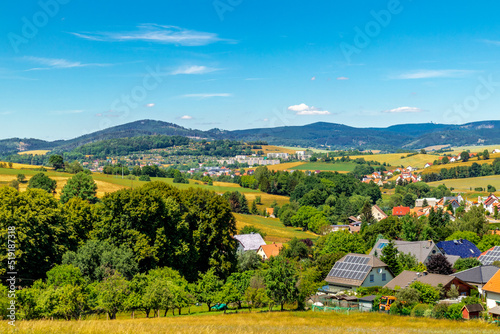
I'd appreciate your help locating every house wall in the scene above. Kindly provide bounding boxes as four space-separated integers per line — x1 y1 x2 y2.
361 267 394 288
359 301 374 312
257 248 267 260
450 278 473 296
485 291 500 309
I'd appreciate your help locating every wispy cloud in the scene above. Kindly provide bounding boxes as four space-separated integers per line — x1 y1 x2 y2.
50 109 85 115
180 93 231 99
383 106 423 113
71 24 233 46
171 65 219 75
23 56 109 71
288 103 330 115
145 103 155 107
481 39 500 46
0 111 14 116
393 69 477 79
337 76 349 80
180 115 193 120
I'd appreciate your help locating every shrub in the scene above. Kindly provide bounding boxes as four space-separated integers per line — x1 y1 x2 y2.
138 175 151 182
432 303 449 319
411 303 431 317
446 303 464 320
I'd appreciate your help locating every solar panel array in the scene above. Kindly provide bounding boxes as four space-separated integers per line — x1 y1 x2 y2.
328 255 371 281
479 246 500 265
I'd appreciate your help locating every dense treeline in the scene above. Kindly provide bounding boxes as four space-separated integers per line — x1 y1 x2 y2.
422 158 500 182
0 182 237 282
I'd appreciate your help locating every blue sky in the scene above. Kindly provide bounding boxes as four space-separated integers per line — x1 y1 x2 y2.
1 0 500 140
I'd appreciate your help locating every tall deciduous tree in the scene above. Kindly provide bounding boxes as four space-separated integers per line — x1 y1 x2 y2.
265 256 298 311
60 172 98 204
49 154 65 171
196 268 223 312
380 241 402 276
28 173 57 193
96 272 130 320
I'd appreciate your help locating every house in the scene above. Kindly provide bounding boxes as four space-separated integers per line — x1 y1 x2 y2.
451 265 500 294
392 206 411 217
323 253 395 292
325 225 350 234
415 198 438 207
257 243 283 260
370 239 442 265
358 295 378 312
461 304 484 319
371 205 388 221
479 194 499 215
266 207 275 218
406 166 417 172
348 216 361 224
436 239 482 259
424 163 433 168
233 233 266 252
478 246 500 265
482 269 500 309
349 223 361 234
493 149 500 154
384 271 475 296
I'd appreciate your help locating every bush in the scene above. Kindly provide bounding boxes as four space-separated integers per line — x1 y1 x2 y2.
138 175 151 182
432 303 449 319
446 303 464 320
411 303 431 317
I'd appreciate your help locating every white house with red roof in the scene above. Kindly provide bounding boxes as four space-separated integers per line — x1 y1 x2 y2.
479 194 500 215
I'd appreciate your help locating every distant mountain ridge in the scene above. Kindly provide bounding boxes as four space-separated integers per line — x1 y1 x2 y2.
1 119 500 154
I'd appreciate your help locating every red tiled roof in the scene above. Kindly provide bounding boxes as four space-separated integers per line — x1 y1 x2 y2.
393 206 411 216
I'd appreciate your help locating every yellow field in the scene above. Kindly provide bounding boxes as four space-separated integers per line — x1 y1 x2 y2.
423 153 500 174
265 162 306 171
2 310 497 334
427 175 500 194
234 213 316 243
348 153 432 169
252 145 299 155
17 150 50 155
447 145 500 155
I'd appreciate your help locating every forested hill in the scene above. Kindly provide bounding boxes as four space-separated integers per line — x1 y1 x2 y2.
1 119 500 154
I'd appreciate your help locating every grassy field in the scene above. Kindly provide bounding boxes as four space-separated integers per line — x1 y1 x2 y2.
423 153 500 174
2 310 497 334
17 150 50 155
348 153 432 169
290 162 356 172
251 145 299 155
427 175 500 194
447 145 500 155
234 213 317 243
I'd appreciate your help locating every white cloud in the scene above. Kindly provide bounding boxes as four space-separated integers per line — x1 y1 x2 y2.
394 69 477 79
482 39 500 46
50 109 85 115
23 56 108 71
288 103 330 115
171 65 219 75
383 106 423 113
180 93 231 99
337 76 349 80
71 24 232 46
180 115 193 120
311 76 316 81
145 103 155 107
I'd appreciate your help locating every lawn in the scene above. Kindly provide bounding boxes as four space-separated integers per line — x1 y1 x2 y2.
290 162 356 172
427 175 500 195
2 310 497 334
234 213 317 243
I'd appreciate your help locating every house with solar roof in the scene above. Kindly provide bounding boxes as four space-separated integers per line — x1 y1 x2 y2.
478 246 500 265
436 239 481 259
323 253 395 292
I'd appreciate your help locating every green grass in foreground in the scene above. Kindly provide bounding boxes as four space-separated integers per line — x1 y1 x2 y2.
2 310 497 334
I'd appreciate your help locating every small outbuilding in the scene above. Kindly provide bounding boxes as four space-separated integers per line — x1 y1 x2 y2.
461 303 484 319
358 295 377 312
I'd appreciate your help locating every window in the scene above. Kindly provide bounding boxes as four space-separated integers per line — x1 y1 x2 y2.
382 273 386 281
370 274 374 283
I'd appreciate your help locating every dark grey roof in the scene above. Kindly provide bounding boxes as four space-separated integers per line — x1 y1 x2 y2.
359 295 378 302
384 271 457 290
452 265 500 284
463 303 484 313
370 239 441 264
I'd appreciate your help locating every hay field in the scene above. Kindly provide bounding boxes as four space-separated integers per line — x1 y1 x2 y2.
17 150 50 155
234 213 316 243
427 175 500 194
347 153 432 169
265 162 306 171
290 162 356 172
423 153 500 174
252 145 299 155
2 310 497 334
447 145 500 155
